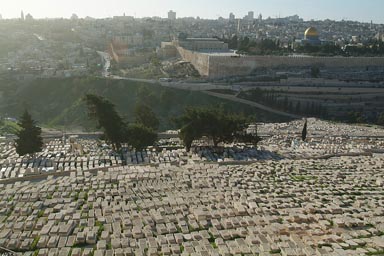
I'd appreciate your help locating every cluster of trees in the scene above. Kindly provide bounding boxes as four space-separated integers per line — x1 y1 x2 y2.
222 35 384 57
344 40 384 57
222 36 285 55
347 111 367 124
84 94 158 151
297 41 384 57
239 89 328 118
377 113 384 126
238 37 281 55
11 102 262 157
12 101 381 161
85 95 262 152
296 44 344 56
175 106 260 151
347 111 384 125
292 100 328 118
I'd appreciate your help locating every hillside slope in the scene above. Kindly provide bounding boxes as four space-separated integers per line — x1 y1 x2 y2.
0 77 290 131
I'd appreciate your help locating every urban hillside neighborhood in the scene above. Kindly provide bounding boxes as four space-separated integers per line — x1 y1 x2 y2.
0 7 384 256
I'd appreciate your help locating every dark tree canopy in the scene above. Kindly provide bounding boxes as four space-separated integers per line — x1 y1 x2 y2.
134 102 160 131
311 66 320 78
377 113 384 126
84 94 157 151
301 119 307 142
347 111 366 124
84 94 126 149
124 124 157 151
15 110 43 156
176 106 260 151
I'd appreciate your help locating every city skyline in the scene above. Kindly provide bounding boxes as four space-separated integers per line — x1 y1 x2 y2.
1 0 384 23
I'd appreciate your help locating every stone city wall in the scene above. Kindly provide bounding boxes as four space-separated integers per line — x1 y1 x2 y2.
176 47 210 76
177 47 384 78
208 55 384 78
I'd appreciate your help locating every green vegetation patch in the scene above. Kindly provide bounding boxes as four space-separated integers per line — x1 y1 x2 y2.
366 251 384 255
0 119 20 135
290 175 318 182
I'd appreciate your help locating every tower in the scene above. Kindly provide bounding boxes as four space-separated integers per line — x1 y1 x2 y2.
248 11 254 20
21 10 24 20
168 10 176 20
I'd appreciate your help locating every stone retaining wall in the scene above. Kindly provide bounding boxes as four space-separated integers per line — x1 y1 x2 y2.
176 47 210 76
177 47 384 78
209 55 384 78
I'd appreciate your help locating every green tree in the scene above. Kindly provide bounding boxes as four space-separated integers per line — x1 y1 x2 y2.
84 94 158 151
355 113 366 123
301 119 307 142
15 110 43 156
311 66 320 78
228 35 238 49
124 124 157 151
134 103 160 131
176 107 258 151
235 132 261 147
84 94 126 150
377 113 384 126
347 111 365 124
238 37 250 52
150 53 161 67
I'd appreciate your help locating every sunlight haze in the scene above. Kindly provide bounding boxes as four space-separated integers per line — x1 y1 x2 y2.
1 0 384 23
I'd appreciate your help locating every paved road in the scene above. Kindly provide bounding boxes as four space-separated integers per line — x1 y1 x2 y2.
203 91 302 119
97 51 112 77
109 75 158 84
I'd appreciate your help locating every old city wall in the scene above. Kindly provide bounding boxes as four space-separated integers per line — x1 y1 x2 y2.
208 55 384 78
176 46 384 78
176 47 210 76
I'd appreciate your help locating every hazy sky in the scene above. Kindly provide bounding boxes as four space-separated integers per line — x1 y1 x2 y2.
1 0 383 23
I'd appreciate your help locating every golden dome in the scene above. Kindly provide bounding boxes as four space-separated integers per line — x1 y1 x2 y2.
304 27 319 38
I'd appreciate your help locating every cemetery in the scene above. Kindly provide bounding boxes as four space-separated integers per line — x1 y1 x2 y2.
0 118 383 255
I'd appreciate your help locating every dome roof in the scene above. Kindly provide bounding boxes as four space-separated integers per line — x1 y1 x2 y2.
305 27 319 38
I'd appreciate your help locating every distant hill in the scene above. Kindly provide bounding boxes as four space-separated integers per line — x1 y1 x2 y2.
0 76 289 131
